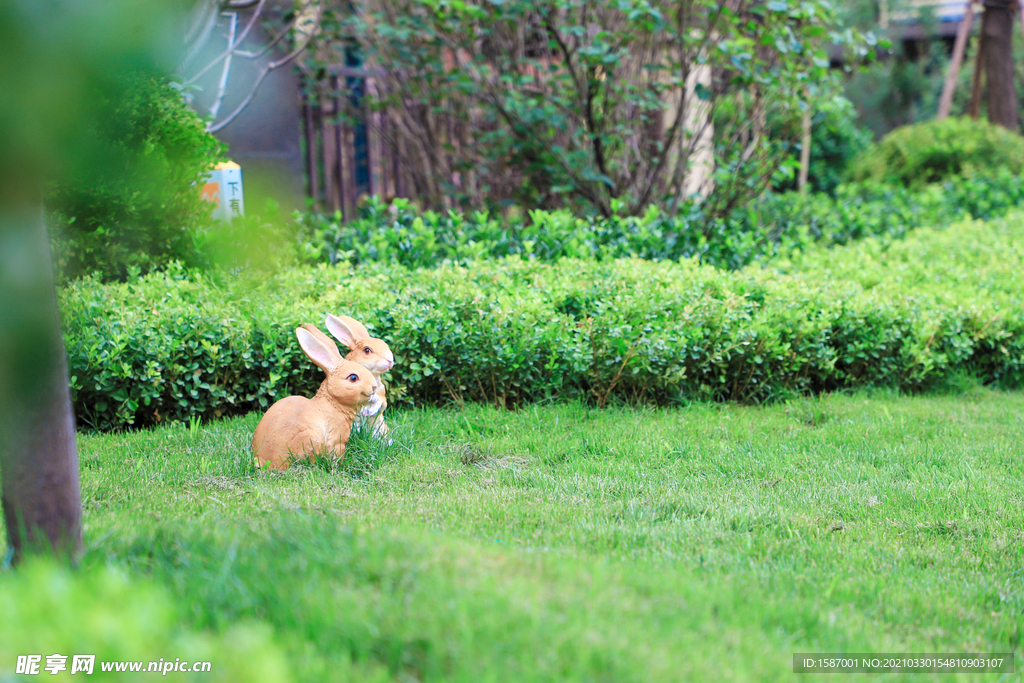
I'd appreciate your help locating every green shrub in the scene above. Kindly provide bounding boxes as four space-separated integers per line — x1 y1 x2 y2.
772 96 872 195
298 169 1024 272
0 561 290 682
61 212 1024 431
847 116 1024 188
313 0 870 218
47 73 227 282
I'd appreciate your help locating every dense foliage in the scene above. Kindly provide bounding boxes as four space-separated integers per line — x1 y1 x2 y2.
62 211 1024 431
47 73 226 282
847 116 1024 188
772 96 872 195
299 169 1024 271
312 0 872 217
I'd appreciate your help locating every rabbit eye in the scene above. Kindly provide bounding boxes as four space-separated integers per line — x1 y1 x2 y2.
364 347 371 354
347 373 359 382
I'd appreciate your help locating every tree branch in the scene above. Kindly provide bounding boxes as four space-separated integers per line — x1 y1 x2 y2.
180 0 221 72
183 0 266 86
207 12 237 120
206 3 322 133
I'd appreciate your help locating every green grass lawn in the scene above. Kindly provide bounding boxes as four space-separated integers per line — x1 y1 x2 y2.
3 385 1024 682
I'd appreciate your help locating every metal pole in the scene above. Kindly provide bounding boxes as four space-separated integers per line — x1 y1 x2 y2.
365 77 377 198
394 129 404 199
937 0 975 119
303 86 320 213
332 74 347 222
380 108 387 196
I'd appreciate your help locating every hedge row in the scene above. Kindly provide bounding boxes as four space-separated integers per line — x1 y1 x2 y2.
61 212 1024 431
298 169 1024 272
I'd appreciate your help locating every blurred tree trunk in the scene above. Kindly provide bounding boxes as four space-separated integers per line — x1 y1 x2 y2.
981 1 1018 131
0 207 82 565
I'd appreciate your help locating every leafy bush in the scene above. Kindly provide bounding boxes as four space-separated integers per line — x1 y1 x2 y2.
311 0 871 217
47 73 227 282
0 561 290 682
847 116 1024 188
772 96 872 195
298 169 1024 272
61 211 1024 431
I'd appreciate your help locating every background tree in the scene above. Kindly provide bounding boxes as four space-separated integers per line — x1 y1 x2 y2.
978 0 1018 130
0 0 184 564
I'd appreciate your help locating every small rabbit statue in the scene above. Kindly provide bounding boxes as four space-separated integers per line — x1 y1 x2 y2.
323 314 394 439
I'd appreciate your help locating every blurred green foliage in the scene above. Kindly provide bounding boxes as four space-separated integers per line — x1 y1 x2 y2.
47 73 227 282
772 97 873 195
60 209 1024 430
847 117 1024 187
1 0 188 432
0 0 185 199
843 1 1024 137
0 561 291 682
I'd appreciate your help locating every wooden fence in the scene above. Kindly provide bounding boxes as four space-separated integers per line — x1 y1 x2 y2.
301 66 405 220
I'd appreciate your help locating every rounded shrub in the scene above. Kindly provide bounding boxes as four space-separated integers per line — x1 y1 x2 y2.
846 116 1024 188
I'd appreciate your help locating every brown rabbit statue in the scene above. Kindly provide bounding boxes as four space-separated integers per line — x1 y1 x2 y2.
252 326 378 470
323 314 394 439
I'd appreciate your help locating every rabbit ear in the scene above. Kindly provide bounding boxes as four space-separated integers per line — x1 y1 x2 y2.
326 314 368 349
301 323 342 358
296 327 342 374
339 316 371 339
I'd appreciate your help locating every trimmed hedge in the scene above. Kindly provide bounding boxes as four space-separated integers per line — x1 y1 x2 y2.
62 212 1024 431
298 169 1024 272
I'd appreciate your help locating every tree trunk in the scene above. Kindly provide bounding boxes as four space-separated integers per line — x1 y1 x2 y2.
981 1 1018 131
798 107 811 192
0 207 82 565
682 61 714 201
